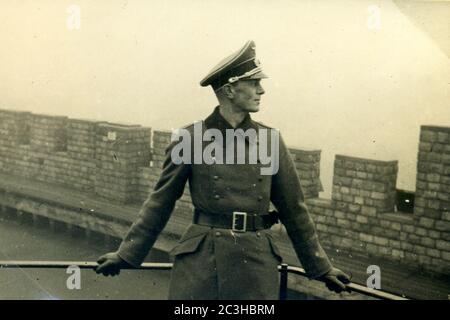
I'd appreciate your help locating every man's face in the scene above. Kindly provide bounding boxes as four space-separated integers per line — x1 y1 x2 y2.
230 79 265 113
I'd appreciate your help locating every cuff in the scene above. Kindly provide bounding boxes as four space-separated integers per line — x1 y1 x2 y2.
292 236 333 279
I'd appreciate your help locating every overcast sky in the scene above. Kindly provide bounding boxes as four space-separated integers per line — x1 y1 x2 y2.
0 0 448 198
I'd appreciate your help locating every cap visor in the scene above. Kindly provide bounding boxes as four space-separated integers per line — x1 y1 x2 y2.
247 71 268 80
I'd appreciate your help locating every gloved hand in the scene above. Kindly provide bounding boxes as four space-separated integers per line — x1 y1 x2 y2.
95 252 131 276
319 267 351 293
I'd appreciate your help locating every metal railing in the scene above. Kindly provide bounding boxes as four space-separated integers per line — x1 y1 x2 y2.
277 263 408 300
0 260 408 300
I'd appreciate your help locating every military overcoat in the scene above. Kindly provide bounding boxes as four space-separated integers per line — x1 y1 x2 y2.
117 106 332 299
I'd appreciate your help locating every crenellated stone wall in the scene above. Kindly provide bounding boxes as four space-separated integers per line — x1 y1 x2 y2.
0 108 448 275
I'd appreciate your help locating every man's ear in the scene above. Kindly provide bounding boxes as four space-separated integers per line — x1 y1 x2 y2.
222 84 235 99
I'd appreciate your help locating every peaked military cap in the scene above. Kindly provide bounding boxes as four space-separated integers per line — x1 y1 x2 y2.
200 40 268 90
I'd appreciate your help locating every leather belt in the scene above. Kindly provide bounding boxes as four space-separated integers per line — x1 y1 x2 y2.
193 208 279 232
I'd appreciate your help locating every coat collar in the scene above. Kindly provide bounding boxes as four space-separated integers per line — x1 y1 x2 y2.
204 106 258 133
204 106 259 146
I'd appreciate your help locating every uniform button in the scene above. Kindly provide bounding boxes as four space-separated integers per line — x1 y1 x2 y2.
257 195 263 201
215 231 221 237
213 175 219 180
256 232 261 237
252 183 256 187
214 194 220 200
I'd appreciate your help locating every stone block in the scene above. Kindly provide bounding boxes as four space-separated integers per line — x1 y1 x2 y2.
348 204 361 213
392 249 405 259
356 215 368 224
408 234 420 245
418 217 435 229
426 248 440 258
391 222 402 231
336 219 351 228
402 224 415 233
420 237 435 248
373 236 389 246
442 251 450 261
366 243 379 255
413 245 426 255
428 230 441 239
436 240 450 251
361 206 377 216
415 227 428 236
435 220 450 232
401 242 413 251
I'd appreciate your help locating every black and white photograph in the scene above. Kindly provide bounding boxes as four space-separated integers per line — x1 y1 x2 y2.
0 0 449 308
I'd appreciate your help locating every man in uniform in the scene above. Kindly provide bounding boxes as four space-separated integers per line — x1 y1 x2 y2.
95 40 350 299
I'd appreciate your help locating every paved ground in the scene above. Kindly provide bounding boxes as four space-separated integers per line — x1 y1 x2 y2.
0 213 171 300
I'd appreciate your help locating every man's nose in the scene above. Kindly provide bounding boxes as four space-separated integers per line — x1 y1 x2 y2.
257 84 265 95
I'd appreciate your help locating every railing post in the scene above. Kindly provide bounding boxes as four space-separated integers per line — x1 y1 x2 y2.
279 263 289 300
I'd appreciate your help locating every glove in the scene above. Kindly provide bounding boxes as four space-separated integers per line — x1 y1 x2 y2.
95 252 131 276
319 267 351 293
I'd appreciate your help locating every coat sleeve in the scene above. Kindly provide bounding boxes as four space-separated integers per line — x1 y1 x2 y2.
270 133 332 278
117 141 191 267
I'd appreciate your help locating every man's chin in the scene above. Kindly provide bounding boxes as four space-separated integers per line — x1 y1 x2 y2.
249 104 260 112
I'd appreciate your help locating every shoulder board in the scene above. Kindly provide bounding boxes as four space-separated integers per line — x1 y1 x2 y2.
180 120 203 131
255 120 275 129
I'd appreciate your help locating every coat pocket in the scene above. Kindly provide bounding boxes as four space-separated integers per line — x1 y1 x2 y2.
170 233 207 257
265 234 283 262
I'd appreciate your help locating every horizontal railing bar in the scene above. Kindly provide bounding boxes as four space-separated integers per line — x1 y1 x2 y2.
279 265 409 300
0 260 173 270
0 260 409 300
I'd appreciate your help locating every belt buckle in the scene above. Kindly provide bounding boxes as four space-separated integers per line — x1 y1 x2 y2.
232 211 247 233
